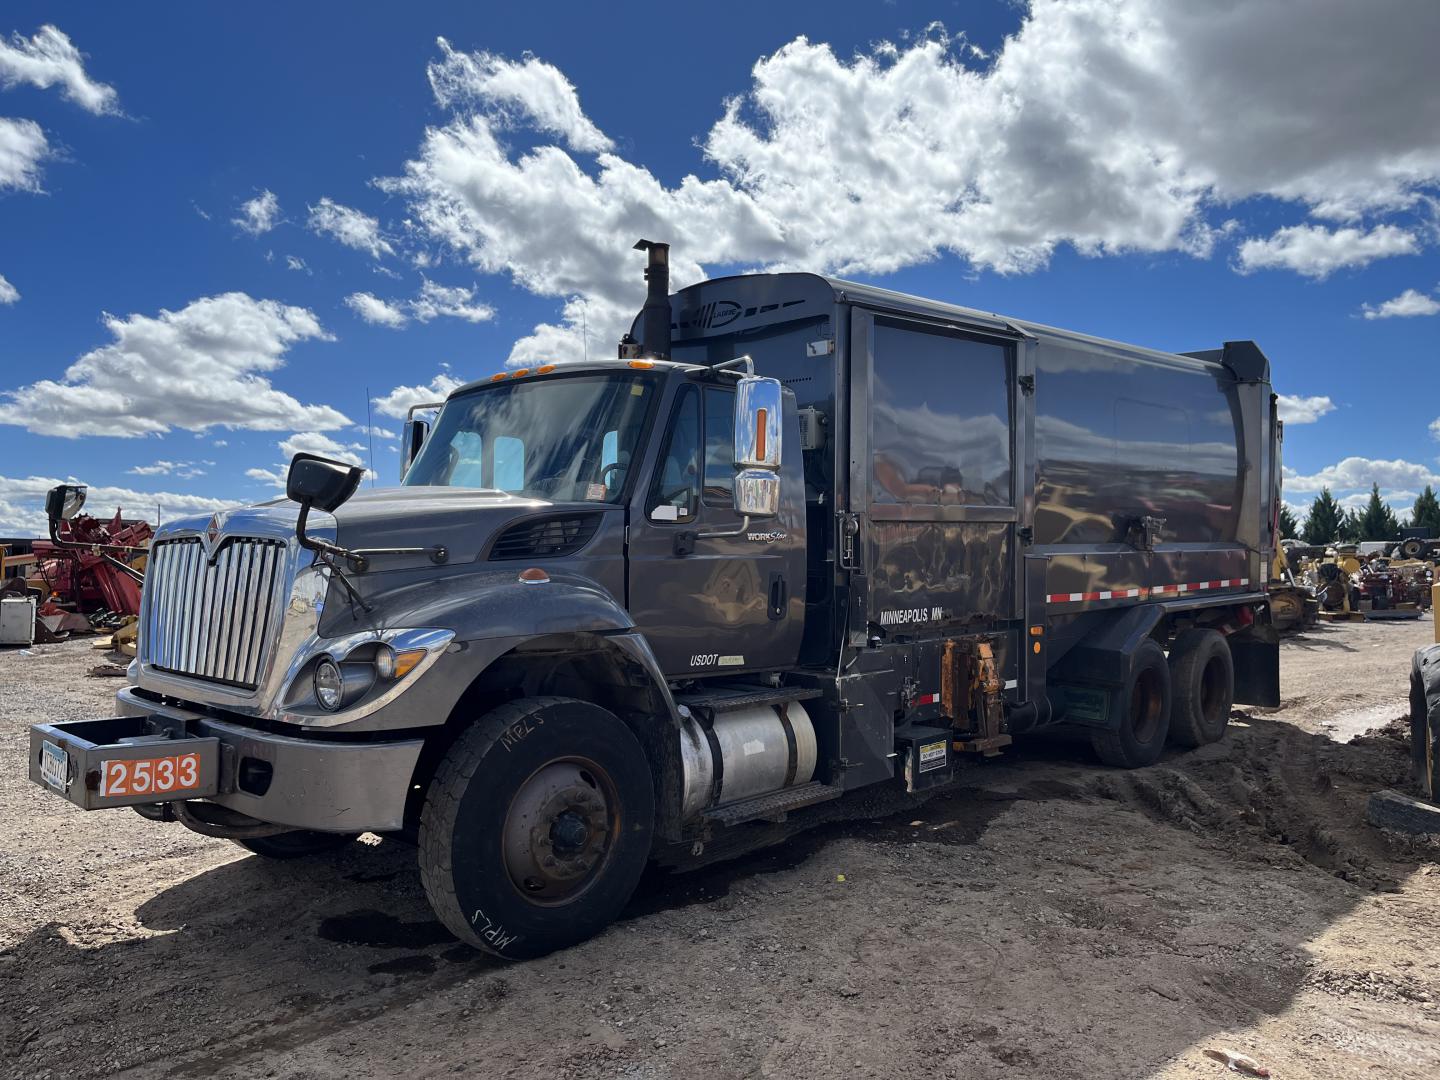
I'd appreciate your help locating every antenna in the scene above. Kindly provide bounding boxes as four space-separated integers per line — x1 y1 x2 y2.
582 299 588 363
365 387 376 487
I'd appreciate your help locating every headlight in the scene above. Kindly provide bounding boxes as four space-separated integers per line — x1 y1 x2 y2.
314 658 344 711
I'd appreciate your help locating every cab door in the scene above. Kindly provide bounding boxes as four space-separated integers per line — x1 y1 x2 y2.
626 382 805 678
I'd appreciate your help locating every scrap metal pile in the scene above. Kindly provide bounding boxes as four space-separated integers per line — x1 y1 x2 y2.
0 491 151 646
1276 540 1434 627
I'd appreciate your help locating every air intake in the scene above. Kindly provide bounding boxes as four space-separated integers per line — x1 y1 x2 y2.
488 514 602 561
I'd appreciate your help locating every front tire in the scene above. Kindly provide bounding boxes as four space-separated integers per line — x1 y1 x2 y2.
1167 629 1234 748
419 696 655 960
1090 639 1172 768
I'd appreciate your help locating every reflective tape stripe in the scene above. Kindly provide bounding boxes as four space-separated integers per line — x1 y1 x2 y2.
1046 578 1250 605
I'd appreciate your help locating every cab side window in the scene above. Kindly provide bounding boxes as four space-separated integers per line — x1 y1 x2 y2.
648 387 701 521
703 388 735 504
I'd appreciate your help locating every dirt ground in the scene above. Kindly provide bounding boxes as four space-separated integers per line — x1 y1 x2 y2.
2 617 1439 1080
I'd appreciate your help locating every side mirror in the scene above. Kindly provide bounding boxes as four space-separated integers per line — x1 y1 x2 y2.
287 453 363 513
401 416 430 480
45 484 87 524
734 376 782 469
733 376 783 519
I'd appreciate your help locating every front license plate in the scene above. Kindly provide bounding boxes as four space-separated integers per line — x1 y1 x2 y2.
99 751 204 798
40 741 69 792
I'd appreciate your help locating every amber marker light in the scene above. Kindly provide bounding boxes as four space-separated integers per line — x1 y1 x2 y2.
511 368 530 378
536 364 557 374
518 567 550 584
627 360 654 369
489 373 507 382
392 649 427 680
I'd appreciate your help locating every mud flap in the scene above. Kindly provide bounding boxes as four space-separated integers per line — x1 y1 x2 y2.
1230 624 1280 708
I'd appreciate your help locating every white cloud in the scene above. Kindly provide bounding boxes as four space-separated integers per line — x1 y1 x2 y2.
245 466 286 489
355 424 398 440
1362 287 1440 320
0 292 349 437
128 460 207 479
249 433 373 489
1275 394 1335 425
0 474 232 537
0 272 17 305
234 189 280 235
285 255 308 273
1285 456 1440 495
410 279 495 323
383 5 1440 363
372 374 465 419
1430 417 1440 441
1337 489 1416 513
1234 224 1419 279
0 116 49 191
427 39 613 154
0 25 119 115
308 197 394 259
278 431 366 466
345 291 408 328
345 281 495 328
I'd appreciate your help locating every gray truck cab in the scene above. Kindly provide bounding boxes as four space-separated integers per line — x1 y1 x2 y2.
30 240 1280 959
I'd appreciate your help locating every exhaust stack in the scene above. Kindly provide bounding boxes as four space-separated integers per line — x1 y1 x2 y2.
632 238 671 360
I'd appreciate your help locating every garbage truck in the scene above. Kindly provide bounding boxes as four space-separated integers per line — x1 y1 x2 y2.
30 240 1282 958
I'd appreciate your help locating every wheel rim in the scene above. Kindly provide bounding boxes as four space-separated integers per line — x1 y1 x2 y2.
502 757 620 907
1130 667 1164 743
1199 655 1228 728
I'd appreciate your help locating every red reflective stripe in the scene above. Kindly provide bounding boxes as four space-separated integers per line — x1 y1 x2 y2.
1047 577 1252 605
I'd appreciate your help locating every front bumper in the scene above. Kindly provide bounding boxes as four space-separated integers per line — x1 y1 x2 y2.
28 687 424 833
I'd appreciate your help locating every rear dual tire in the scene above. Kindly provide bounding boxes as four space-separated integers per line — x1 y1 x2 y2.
1166 629 1234 748
1090 639 1172 768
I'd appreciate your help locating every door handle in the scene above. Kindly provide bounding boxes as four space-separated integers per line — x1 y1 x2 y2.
768 572 787 620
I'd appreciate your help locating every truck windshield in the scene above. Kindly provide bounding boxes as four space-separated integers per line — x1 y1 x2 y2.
403 373 655 502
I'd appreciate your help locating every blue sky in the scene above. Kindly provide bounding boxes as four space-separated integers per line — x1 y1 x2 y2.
1 0 1437 535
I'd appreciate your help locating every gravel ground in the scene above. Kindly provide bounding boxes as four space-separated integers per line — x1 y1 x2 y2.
1 617 1438 1080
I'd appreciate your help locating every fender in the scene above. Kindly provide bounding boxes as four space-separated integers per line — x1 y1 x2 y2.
1049 603 1165 688
312 569 680 735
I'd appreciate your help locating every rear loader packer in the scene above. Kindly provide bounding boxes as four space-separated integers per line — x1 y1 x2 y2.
30 241 1281 958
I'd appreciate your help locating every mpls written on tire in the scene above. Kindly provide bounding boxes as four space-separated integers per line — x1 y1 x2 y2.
26 239 1282 957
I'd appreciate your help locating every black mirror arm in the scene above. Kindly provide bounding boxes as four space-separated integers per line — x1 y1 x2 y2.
294 501 372 618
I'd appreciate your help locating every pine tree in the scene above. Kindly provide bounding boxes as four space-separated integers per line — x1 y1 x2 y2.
1338 507 1363 543
1278 503 1300 540
1355 483 1399 541
1302 488 1345 544
1412 485 1440 536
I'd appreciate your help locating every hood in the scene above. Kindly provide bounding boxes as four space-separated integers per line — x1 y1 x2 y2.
162 486 619 570
332 486 617 566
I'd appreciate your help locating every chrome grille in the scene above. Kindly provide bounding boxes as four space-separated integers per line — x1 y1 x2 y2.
142 536 287 688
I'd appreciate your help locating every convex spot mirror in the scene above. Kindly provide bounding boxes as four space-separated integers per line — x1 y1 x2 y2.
733 375 783 519
45 484 87 523
287 453 364 513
